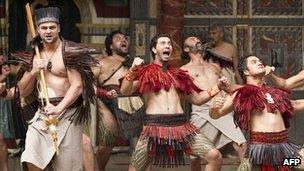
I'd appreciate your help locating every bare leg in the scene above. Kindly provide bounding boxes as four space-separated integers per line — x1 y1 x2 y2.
96 101 119 171
128 163 151 171
232 142 247 161
128 164 137 171
26 162 43 171
82 134 95 171
0 133 8 171
203 149 222 171
96 146 113 171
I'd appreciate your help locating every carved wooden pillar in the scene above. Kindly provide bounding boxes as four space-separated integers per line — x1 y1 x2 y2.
157 0 184 66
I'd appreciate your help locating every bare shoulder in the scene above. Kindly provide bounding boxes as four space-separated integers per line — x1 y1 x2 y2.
204 62 221 74
98 55 114 66
208 62 221 71
180 63 191 71
223 41 235 48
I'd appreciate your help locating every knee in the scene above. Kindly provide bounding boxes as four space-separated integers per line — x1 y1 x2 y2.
205 149 222 162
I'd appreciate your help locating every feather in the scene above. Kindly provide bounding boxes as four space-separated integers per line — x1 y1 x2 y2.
136 63 202 95
234 84 294 131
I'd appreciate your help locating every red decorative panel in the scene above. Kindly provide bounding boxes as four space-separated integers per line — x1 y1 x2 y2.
93 0 130 17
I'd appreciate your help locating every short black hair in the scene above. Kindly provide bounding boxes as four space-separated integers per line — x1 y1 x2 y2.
150 33 172 59
238 54 261 81
105 30 124 56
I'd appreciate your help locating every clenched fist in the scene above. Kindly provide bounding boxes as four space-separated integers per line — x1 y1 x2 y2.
265 65 275 76
131 57 144 70
217 76 230 90
212 97 226 109
31 58 48 75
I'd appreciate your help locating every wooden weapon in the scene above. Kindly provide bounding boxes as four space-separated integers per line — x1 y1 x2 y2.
25 3 59 155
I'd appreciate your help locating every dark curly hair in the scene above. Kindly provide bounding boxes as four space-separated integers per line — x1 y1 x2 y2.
238 54 262 81
105 30 124 56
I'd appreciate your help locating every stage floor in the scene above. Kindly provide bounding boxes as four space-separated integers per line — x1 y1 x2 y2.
7 153 240 171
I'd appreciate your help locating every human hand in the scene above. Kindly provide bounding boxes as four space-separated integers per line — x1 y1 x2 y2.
265 66 275 76
44 103 62 116
31 58 48 75
217 76 230 90
212 97 226 109
131 57 144 70
106 89 118 98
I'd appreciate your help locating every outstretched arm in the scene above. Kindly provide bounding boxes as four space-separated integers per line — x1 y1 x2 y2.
209 93 235 119
267 67 304 89
291 99 304 113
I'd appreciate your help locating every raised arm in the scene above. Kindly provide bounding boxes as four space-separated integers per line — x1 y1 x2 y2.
209 93 235 119
18 57 48 97
186 76 229 106
267 68 304 89
120 57 143 95
291 99 304 113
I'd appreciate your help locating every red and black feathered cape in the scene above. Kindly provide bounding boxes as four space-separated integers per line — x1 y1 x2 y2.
11 38 98 124
135 62 202 95
233 84 294 131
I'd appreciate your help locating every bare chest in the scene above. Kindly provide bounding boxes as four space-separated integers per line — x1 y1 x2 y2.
98 64 127 85
41 53 67 77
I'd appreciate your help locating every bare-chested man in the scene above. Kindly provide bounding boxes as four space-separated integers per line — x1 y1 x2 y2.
15 7 96 170
210 55 304 170
90 30 144 171
209 24 242 83
121 33 229 171
180 36 246 171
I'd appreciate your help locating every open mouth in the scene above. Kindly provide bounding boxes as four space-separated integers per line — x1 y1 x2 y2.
163 51 170 56
121 43 128 49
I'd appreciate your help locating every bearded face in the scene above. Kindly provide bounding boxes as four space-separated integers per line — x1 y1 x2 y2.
111 33 129 57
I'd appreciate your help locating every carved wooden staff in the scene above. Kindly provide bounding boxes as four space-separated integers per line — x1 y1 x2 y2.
25 3 59 155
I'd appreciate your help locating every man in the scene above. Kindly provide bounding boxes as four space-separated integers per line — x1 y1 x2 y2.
210 55 304 170
208 24 242 83
15 7 96 170
0 56 11 171
121 33 229 171
180 36 246 170
90 30 144 171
